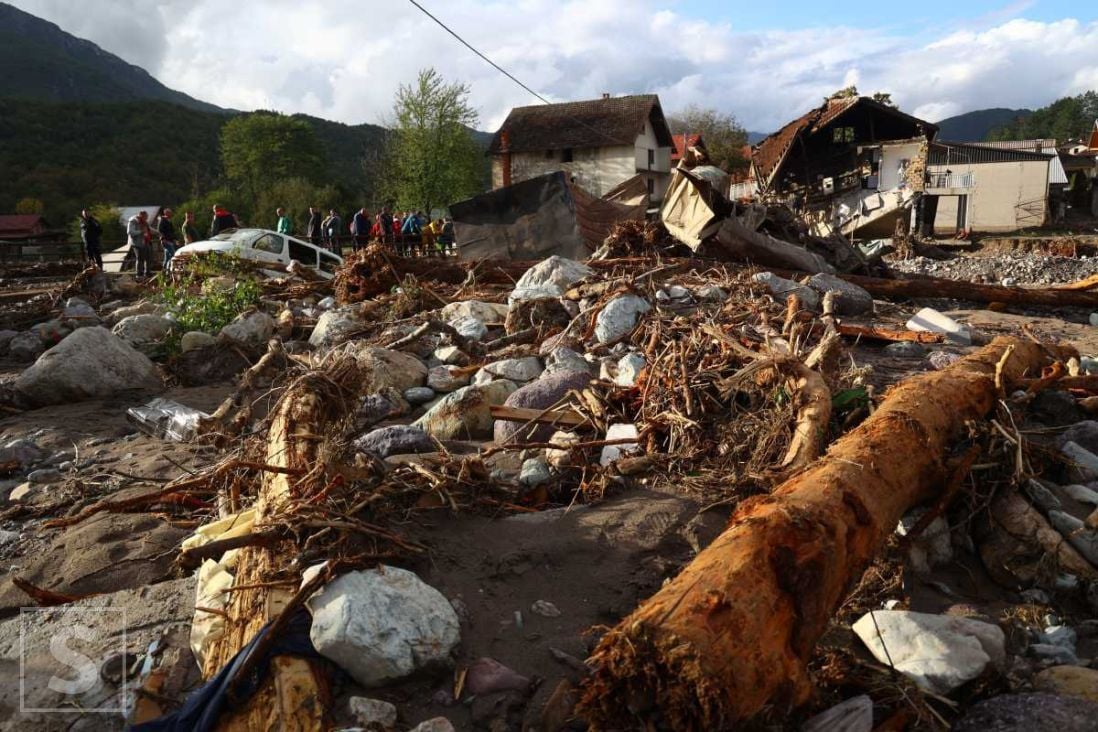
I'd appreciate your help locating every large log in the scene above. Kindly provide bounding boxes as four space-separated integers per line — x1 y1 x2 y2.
202 361 363 730
578 337 1066 729
839 271 1098 308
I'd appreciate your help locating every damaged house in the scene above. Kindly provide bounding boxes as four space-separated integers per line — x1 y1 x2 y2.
487 93 675 203
751 94 938 238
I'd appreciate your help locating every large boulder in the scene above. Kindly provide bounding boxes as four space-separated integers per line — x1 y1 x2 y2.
218 310 275 348
594 295 651 344
112 313 173 354
414 381 516 439
493 370 592 444
0 330 17 355
309 307 363 349
14 327 162 406
852 610 1005 694
509 257 594 303
341 345 428 394
308 566 460 687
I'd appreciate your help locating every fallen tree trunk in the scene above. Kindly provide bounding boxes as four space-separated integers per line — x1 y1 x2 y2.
201 359 364 730
840 271 1098 308
578 336 1067 730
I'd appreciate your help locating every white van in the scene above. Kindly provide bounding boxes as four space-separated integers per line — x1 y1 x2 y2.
171 229 343 279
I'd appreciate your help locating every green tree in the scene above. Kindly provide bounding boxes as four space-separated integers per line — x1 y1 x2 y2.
666 105 750 173
381 68 484 213
987 91 1098 142
253 177 344 234
871 92 896 108
14 197 45 214
220 112 325 206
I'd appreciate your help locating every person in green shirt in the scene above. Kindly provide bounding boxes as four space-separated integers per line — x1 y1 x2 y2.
276 207 292 235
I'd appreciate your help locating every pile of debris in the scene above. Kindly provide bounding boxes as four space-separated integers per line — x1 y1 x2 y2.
7 231 1098 731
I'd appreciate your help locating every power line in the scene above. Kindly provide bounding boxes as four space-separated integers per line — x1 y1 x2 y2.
405 0 551 106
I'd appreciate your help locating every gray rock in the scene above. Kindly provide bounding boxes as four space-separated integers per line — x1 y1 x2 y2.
61 298 100 326
427 365 470 393
449 315 487 341
433 346 470 366
928 351 963 370
309 308 363 349
1032 390 1085 427
441 300 508 325
1048 510 1098 566
1060 422 1098 455
0 329 18 355
354 389 410 430
414 381 516 440
464 657 530 695
695 285 728 302
544 347 591 376
340 345 429 394
1029 642 1080 665
595 294 651 344
753 272 819 310
0 438 45 467
509 256 594 303
105 299 163 326
218 311 275 348
896 508 952 575
953 693 1098 732
26 468 60 484
1038 625 1078 650
31 319 72 346
307 566 460 687
355 426 437 459
8 331 44 362
180 331 217 353
884 341 926 359
111 313 172 353
493 370 592 445
473 357 544 385
404 386 436 405
807 273 874 315
408 719 455 732
852 610 1005 693
519 458 552 487
14 327 162 407
347 697 397 729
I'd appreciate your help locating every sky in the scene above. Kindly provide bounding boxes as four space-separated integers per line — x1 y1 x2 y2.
9 0 1098 133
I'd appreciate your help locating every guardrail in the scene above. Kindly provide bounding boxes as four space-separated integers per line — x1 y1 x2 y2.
927 171 975 189
0 240 88 262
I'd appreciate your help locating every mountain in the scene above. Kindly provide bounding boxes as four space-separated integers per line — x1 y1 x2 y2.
935 107 1031 142
0 2 223 113
746 131 769 145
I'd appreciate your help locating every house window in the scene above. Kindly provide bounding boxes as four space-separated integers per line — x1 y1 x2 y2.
647 149 655 168
832 127 855 144
562 148 574 163
647 178 655 195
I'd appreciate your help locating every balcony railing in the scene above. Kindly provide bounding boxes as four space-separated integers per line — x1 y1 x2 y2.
927 171 974 189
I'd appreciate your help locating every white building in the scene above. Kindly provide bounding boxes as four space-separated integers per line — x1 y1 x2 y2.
487 94 675 202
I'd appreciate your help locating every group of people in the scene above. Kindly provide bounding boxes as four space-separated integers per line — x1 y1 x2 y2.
290 206 455 256
79 207 203 277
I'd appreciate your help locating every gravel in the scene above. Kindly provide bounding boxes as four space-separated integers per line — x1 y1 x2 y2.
889 253 1098 286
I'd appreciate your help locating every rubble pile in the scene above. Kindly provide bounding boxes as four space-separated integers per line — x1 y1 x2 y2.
6 228 1098 731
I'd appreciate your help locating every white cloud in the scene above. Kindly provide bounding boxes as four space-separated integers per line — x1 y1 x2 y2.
9 1 1098 132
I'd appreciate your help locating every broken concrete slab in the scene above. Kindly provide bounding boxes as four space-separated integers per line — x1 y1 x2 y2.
907 308 972 346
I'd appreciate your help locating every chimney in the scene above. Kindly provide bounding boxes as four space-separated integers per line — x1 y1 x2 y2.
602 92 610 100
500 129 512 188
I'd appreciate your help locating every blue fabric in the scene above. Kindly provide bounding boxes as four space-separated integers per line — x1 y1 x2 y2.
129 609 320 732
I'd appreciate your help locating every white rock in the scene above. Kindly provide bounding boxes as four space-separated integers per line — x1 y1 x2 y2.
317 296 336 310
450 315 488 341
907 308 971 346
614 353 646 387
180 331 217 353
519 458 552 487
310 308 363 349
475 357 543 385
112 314 172 352
509 256 594 304
15 327 161 406
852 610 1005 694
219 311 275 348
666 285 691 300
753 272 819 311
896 509 952 575
105 300 163 326
594 295 651 344
308 566 460 687
546 431 581 468
433 345 470 366
347 697 397 730
600 424 640 466
441 300 508 325
427 365 470 393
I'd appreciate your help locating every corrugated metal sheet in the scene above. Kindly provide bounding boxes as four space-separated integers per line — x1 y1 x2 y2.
966 139 1057 154
929 142 1051 165
1049 155 1069 185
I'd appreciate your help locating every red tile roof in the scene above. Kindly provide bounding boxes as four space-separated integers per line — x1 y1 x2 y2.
671 133 703 162
0 214 46 235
